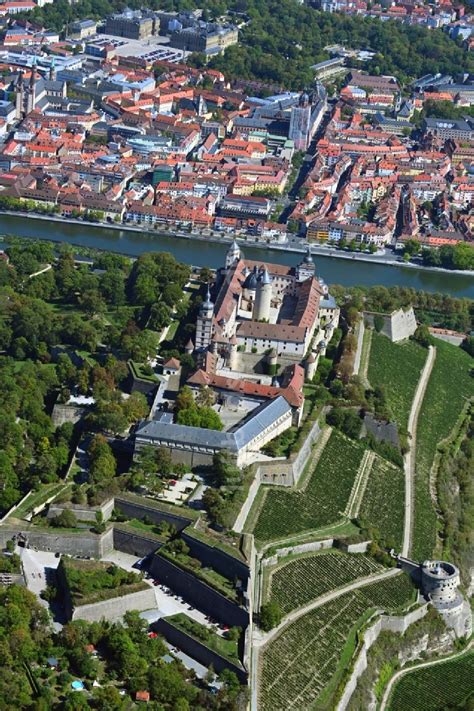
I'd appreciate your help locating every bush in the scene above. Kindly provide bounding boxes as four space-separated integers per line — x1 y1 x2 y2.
260 601 282 631
51 509 78 528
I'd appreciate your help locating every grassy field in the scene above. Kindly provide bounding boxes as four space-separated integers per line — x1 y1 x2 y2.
260 573 415 711
252 431 366 543
388 650 474 711
412 341 474 560
367 334 426 431
358 456 405 550
267 551 382 614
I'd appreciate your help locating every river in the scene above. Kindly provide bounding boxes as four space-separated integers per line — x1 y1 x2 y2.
1 213 473 298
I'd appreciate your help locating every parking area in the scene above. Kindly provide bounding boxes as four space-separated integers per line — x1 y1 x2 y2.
101 551 228 634
19 547 63 629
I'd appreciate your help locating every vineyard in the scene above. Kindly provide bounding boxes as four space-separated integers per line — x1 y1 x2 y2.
358 456 405 550
268 551 383 614
367 334 426 430
260 573 415 711
253 431 366 542
412 341 474 560
388 650 474 711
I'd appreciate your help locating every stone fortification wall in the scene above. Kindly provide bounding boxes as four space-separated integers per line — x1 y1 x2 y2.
114 496 192 532
182 531 250 582
47 498 115 523
72 587 157 622
112 526 163 558
154 618 247 683
364 307 417 343
336 604 429 711
149 553 249 629
0 527 114 558
233 419 322 532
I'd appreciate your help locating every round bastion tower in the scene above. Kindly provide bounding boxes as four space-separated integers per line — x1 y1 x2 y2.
254 267 272 321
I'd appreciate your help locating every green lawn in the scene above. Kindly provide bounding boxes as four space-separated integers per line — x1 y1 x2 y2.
10 483 69 520
388 650 474 711
252 430 366 543
412 340 474 560
367 333 426 431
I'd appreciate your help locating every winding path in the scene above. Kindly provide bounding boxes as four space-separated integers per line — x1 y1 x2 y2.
402 345 436 558
379 639 473 711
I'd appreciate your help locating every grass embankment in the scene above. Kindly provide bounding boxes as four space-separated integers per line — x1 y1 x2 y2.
367 333 426 431
252 430 365 543
158 547 238 601
61 558 148 606
165 613 241 664
387 649 474 711
412 341 473 560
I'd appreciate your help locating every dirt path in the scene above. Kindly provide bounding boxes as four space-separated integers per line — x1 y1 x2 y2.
402 345 436 558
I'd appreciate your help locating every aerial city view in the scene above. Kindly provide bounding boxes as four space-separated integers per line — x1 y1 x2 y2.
0 0 473 708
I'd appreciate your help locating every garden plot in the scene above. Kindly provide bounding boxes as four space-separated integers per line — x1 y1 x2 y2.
253 431 366 543
260 573 415 711
268 551 383 614
358 455 405 550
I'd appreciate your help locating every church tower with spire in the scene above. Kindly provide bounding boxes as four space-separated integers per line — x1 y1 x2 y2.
195 285 214 350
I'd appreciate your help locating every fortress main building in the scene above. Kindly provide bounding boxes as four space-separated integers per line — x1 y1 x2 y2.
194 241 339 364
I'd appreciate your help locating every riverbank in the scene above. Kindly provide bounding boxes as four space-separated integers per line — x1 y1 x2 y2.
0 211 473 297
2 209 473 278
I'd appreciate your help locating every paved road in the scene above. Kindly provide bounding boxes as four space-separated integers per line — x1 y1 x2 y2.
379 639 473 711
402 345 436 558
20 548 63 630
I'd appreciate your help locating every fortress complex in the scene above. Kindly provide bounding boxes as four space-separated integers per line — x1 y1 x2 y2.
195 241 339 362
135 243 339 467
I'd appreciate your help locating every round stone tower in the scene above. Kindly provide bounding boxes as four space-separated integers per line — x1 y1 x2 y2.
305 352 317 381
254 267 272 321
421 560 460 605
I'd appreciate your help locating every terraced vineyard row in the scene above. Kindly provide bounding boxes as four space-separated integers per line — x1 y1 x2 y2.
367 333 426 431
253 430 366 543
388 650 474 711
413 341 474 560
358 456 405 550
260 573 415 711
268 551 383 614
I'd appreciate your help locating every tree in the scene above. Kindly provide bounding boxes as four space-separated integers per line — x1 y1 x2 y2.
403 238 421 256
260 601 282 631
373 314 385 333
412 324 434 348
213 450 240 486
202 488 228 527
155 447 173 477
461 336 474 357
175 386 195 413
51 509 77 528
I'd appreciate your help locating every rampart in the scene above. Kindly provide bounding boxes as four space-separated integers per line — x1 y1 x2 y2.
182 530 250 582
113 525 164 558
0 526 114 557
114 494 194 532
47 498 115 523
233 419 322 532
72 588 157 622
363 307 417 343
336 604 429 711
155 617 247 682
149 552 249 629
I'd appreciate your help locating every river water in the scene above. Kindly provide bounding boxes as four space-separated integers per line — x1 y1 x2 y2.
1 213 473 298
